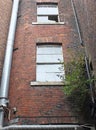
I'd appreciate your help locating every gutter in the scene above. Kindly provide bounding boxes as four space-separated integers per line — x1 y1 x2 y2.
0 0 19 127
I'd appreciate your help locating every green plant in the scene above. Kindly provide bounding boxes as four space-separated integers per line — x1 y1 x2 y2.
63 56 90 112
58 54 96 121
64 57 87 92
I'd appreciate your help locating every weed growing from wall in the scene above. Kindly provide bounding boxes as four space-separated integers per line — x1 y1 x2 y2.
62 56 95 121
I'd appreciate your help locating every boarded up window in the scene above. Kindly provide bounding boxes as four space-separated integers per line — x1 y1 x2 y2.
36 44 64 82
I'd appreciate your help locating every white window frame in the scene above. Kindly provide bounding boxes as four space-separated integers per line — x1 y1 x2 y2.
37 3 60 23
36 44 65 82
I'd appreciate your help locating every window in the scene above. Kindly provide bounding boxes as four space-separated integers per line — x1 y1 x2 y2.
36 44 64 82
37 3 59 23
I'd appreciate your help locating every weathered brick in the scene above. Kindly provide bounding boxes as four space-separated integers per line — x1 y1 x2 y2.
74 0 96 76
3 0 95 126
7 0 82 125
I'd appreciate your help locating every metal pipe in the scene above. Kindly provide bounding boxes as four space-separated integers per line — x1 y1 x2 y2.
85 56 95 103
1 124 95 130
0 0 19 127
71 0 83 46
2 124 80 130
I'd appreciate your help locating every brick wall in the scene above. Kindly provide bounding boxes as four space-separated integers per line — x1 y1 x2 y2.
73 0 96 106
7 0 84 125
0 0 12 81
73 0 96 76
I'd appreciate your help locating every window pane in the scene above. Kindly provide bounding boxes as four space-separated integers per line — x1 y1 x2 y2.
48 15 58 22
37 6 58 15
37 16 48 22
36 64 64 81
38 4 58 8
37 45 63 62
37 64 63 73
37 16 57 23
37 54 63 63
37 72 62 82
37 45 62 54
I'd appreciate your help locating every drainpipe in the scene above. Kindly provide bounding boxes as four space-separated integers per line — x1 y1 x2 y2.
85 56 95 104
71 0 83 46
0 0 19 127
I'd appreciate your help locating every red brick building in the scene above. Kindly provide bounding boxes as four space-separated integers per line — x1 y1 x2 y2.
8 0 82 125
0 0 95 129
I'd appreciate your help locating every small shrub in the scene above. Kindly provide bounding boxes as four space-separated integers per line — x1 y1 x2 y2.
63 56 91 118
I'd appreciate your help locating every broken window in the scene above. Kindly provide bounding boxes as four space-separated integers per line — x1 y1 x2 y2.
37 3 59 23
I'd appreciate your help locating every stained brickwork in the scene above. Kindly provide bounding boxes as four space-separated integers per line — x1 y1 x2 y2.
0 0 12 81
7 0 84 125
73 0 96 76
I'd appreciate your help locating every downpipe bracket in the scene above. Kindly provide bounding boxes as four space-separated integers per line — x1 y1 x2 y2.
0 97 9 107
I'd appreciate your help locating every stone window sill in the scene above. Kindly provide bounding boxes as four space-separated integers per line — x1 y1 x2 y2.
32 22 65 25
30 81 65 86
